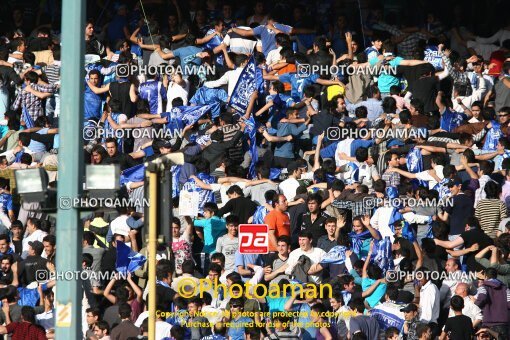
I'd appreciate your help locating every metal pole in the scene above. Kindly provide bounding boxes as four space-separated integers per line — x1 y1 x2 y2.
158 168 171 243
147 169 158 340
55 0 85 338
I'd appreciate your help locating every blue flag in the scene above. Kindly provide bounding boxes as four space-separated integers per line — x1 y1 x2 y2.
229 56 259 113
116 241 147 275
406 147 427 188
163 105 212 133
171 164 182 198
189 88 226 118
372 237 394 274
483 120 502 151
320 246 347 264
120 164 145 186
22 107 35 128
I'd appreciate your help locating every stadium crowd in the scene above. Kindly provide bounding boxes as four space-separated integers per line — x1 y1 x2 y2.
0 0 510 339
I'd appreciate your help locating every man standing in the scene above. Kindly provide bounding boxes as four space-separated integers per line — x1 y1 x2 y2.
264 194 291 253
215 215 239 272
109 303 139 340
474 268 510 339
415 267 440 337
300 193 329 246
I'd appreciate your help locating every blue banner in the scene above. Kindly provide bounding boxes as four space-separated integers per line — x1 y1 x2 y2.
424 45 443 70
229 56 258 113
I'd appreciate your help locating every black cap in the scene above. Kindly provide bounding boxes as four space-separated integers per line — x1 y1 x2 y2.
400 303 418 313
29 240 44 255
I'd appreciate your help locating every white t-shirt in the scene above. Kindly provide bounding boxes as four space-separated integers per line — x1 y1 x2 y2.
279 177 300 202
285 247 326 283
166 80 189 111
415 165 444 189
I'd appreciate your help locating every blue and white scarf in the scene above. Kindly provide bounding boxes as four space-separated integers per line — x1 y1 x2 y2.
228 56 263 113
349 230 372 256
372 236 394 274
320 246 347 264
482 120 502 151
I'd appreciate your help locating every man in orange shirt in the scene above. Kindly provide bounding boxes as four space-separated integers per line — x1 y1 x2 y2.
264 194 291 252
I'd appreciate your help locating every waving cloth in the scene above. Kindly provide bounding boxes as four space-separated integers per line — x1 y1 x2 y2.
372 236 394 274
189 88 225 118
406 147 427 188
320 246 347 264
120 164 145 186
116 240 147 274
349 230 372 257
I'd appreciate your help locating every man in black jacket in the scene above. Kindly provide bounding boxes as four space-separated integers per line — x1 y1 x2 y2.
202 120 246 172
18 240 47 285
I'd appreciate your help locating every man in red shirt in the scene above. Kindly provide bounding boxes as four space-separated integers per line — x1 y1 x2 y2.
0 304 46 340
264 194 291 252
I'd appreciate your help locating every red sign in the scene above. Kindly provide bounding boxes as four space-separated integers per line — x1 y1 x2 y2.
238 224 269 254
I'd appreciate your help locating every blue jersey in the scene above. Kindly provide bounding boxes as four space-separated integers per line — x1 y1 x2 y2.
440 108 466 132
84 84 103 121
182 173 216 214
278 73 319 102
365 46 380 61
138 80 166 114
0 193 13 215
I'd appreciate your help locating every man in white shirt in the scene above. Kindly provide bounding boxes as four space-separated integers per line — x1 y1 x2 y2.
203 55 249 97
280 231 326 283
448 282 482 327
21 217 48 259
416 267 440 325
279 162 302 202
440 259 472 309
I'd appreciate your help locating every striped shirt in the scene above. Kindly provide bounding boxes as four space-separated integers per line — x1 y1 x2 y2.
475 199 508 238
220 123 244 161
44 62 61 85
222 27 261 55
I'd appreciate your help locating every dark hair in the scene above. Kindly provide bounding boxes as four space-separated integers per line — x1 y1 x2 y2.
208 263 222 275
484 180 501 199
210 252 226 265
385 327 400 339
355 147 369 162
95 320 110 334
225 214 240 226
181 260 195 274
410 98 424 114
297 230 313 239
20 306 37 324
82 253 93 268
43 232 56 246
226 185 243 197
118 303 132 319
83 231 95 246
86 307 101 317
450 295 464 311
277 235 291 245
